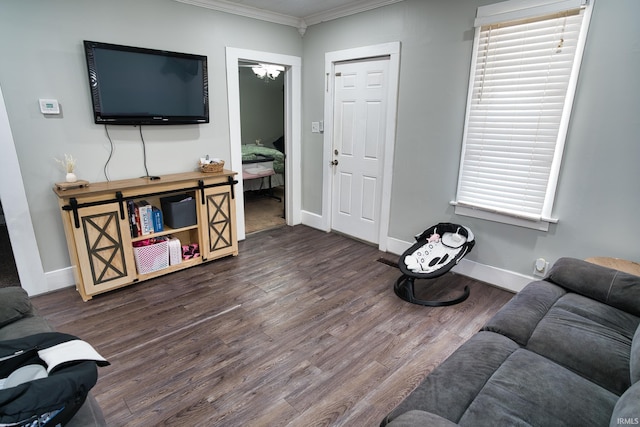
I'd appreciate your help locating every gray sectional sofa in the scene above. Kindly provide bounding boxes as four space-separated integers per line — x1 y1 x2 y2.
382 257 640 427
0 286 106 426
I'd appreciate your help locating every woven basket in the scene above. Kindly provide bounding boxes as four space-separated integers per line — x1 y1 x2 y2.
199 160 224 173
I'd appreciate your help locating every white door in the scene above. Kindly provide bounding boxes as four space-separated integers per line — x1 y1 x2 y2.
331 57 389 244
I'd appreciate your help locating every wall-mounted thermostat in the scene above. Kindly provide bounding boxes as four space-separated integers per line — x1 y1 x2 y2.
39 98 60 115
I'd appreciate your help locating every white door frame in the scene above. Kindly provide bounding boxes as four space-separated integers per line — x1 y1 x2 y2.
0 84 47 296
322 42 401 252
226 47 302 241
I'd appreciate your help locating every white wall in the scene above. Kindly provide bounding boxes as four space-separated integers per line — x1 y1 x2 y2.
301 0 640 277
0 0 302 280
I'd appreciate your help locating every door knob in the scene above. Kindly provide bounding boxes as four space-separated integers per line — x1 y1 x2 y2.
330 159 339 166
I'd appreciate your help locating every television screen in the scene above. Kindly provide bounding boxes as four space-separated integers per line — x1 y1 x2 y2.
83 40 209 125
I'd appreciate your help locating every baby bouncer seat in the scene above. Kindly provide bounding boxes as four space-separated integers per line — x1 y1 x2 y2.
395 222 475 306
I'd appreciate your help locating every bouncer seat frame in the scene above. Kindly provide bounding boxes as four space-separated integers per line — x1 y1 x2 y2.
394 222 475 306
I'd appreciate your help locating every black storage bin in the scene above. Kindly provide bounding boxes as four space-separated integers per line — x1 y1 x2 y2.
160 194 197 229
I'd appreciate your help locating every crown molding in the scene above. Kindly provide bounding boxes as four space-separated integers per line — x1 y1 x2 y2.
304 0 404 26
174 0 404 36
174 0 305 30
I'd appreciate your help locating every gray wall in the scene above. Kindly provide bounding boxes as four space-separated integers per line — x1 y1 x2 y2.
1 0 638 280
300 0 640 274
0 0 301 273
239 67 284 147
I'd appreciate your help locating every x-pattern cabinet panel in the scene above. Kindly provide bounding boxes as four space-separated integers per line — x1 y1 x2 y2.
200 185 238 260
71 203 136 295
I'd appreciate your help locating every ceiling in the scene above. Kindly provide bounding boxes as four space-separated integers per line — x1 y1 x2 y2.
174 0 405 35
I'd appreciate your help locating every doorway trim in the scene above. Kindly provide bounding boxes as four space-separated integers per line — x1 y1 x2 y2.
0 84 47 296
322 42 401 252
226 47 302 240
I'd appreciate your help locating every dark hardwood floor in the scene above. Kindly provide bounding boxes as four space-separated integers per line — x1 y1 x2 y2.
32 225 514 426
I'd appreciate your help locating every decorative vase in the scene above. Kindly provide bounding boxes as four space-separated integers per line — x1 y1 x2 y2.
66 172 77 183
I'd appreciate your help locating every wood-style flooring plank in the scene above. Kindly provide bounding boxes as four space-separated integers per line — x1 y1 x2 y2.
31 225 514 427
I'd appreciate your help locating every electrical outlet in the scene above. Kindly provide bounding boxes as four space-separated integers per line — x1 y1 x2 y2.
533 257 549 277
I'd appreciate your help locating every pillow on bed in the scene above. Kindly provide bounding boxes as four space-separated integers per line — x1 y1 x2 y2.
0 287 34 327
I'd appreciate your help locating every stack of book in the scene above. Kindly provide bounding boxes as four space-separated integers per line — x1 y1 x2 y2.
126 200 164 238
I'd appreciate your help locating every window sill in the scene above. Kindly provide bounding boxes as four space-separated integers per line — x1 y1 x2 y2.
452 203 557 232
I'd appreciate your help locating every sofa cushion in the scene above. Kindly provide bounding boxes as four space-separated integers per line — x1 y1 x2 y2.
526 293 638 395
0 316 53 341
609 381 640 427
381 331 519 425
547 258 640 317
459 348 618 427
631 324 640 384
0 287 34 328
483 280 565 346
553 293 640 336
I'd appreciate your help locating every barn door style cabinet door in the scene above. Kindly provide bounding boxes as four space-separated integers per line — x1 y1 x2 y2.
54 171 238 301
199 184 238 260
69 201 137 297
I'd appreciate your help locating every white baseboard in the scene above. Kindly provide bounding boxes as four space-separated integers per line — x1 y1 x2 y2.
301 210 327 231
384 236 531 293
450 259 531 293
385 236 411 257
43 266 76 294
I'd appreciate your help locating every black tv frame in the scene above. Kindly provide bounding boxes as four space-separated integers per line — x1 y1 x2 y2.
83 40 209 125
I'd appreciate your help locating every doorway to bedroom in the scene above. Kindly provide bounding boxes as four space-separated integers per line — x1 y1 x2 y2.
226 47 302 241
238 60 286 234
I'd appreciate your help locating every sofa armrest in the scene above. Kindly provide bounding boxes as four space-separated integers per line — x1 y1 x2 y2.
547 257 640 317
0 287 34 327
382 332 519 425
609 382 640 427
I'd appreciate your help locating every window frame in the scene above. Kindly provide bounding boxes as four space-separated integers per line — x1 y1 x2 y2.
452 0 593 231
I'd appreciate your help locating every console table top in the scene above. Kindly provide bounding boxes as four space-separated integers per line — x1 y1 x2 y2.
585 257 640 277
53 170 237 199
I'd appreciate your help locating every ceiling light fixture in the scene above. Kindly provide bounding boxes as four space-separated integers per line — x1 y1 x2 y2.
252 63 284 81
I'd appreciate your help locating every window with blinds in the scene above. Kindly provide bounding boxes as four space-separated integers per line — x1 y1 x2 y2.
453 0 592 231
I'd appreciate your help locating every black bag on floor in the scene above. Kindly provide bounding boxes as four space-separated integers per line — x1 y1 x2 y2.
0 332 109 427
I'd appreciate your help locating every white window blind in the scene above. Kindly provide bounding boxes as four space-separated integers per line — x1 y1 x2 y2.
454 0 592 229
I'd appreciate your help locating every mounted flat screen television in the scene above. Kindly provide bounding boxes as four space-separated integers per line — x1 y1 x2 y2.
83 40 209 125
